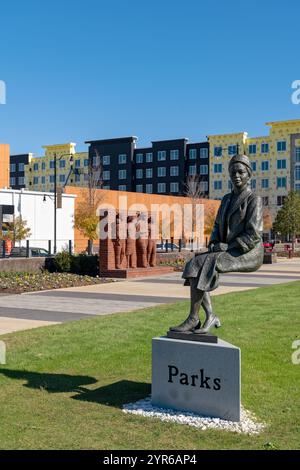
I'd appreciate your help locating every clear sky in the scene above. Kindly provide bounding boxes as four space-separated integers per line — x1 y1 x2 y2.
1 0 300 155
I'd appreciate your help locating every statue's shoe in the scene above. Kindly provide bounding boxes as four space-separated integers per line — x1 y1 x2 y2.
193 314 221 334
170 318 200 333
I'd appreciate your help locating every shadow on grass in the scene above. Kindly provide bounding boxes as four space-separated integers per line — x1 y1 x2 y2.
72 380 151 408
0 369 150 408
0 368 97 394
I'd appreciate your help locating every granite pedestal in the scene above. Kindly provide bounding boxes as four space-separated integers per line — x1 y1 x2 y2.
152 336 241 422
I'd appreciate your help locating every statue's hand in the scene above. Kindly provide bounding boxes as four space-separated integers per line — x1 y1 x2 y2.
213 243 228 252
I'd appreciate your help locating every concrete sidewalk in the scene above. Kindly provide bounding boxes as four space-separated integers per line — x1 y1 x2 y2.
1 258 300 335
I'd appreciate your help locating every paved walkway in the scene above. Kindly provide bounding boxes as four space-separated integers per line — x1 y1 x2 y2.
1 258 300 335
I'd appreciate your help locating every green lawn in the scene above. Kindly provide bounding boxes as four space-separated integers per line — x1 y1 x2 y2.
0 282 299 450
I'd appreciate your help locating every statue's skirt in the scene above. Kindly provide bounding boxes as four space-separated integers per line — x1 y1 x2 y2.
183 243 264 292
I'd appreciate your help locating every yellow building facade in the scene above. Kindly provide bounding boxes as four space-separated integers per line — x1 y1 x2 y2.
25 143 89 192
208 119 300 224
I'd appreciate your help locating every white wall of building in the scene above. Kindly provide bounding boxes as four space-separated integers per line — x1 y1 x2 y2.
0 189 76 252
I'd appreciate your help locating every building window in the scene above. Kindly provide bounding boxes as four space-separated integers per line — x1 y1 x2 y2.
84 159 89 167
118 185 126 191
200 148 208 158
249 144 257 154
228 180 233 190
200 165 208 175
262 196 269 206
251 161 257 172
170 149 179 160
157 151 166 161
50 175 55 183
41 162 46 170
199 181 208 192
33 163 39 171
214 146 222 157
228 145 237 155
146 184 153 193
75 174 80 182
136 169 143 179
103 170 110 180
188 165 196 175
251 179 256 189
295 184 300 190
59 160 65 168
10 177 16 186
33 176 39 184
146 168 153 178
103 185 110 190
146 152 153 162
170 182 179 192
261 178 269 189
277 141 286 152
118 154 127 164
189 149 197 159
41 176 45 185
93 155 100 167
277 177 286 188
59 174 65 183
50 160 55 169
157 183 166 193
102 155 110 165
136 185 143 193
277 195 286 206
75 159 81 168
214 181 222 190
277 159 286 170
84 173 89 181
118 169 126 180
10 163 16 173
18 176 25 185
214 163 222 173
136 153 143 163
295 166 300 180
157 167 166 177
18 163 25 172
170 166 179 176
261 161 269 171
261 143 269 154
295 148 300 162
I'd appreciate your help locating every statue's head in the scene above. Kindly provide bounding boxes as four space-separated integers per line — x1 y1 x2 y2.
228 154 251 191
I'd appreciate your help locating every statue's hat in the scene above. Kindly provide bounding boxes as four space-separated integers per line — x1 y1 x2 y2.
228 154 252 173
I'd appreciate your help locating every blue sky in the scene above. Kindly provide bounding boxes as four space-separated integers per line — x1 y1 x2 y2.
0 0 300 155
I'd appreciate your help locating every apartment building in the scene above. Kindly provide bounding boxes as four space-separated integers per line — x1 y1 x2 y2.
85 136 210 196
208 119 300 221
9 153 32 189
24 143 89 192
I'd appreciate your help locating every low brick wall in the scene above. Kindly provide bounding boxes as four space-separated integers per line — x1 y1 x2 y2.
0 257 46 273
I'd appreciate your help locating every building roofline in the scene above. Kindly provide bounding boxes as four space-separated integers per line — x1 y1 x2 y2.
151 138 189 144
266 119 300 126
85 137 138 145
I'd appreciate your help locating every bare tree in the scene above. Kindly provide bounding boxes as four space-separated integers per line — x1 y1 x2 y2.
74 149 106 254
184 174 208 248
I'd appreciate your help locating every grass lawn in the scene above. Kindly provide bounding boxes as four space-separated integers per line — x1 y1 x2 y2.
0 282 299 450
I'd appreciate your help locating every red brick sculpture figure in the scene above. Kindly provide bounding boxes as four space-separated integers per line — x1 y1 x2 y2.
112 213 126 269
136 212 148 268
126 215 137 268
147 216 157 267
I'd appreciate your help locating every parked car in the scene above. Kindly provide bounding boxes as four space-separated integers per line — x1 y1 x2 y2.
262 241 275 251
9 247 50 257
156 242 180 252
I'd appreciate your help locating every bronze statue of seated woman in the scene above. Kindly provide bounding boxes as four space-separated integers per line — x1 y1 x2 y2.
170 153 264 335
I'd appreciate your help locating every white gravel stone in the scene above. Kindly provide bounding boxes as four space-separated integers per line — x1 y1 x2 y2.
123 396 265 435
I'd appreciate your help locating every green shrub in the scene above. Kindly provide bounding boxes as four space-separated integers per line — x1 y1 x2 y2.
54 251 72 273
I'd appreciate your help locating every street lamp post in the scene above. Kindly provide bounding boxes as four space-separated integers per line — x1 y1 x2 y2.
53 152 74 254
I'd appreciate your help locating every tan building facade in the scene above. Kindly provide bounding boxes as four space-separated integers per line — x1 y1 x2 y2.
208 119 300 226
25 143 89 193
0 144 10 188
